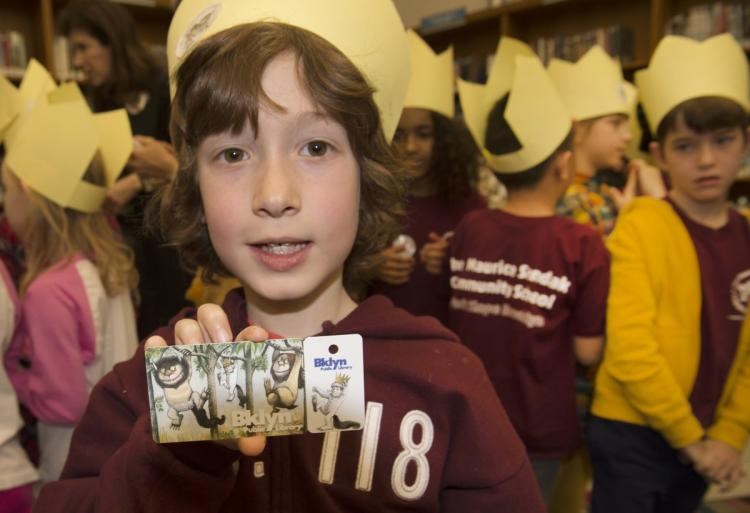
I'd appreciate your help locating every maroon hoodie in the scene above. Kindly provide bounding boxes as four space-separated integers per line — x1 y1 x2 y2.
35 291 543 513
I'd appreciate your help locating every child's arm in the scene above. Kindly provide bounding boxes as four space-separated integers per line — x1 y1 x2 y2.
707 310 750 450
574 336 604 366
696 310 750 489
604 213 704 448
571 231 609 367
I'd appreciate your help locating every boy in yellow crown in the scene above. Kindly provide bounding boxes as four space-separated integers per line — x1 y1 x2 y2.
34 1 545 511
589 33 750 513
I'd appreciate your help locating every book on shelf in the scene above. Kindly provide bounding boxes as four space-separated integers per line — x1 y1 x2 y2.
0 31 27 80
453 54 494 83
419 7 467 33
666 2 750 48
534 25 634 64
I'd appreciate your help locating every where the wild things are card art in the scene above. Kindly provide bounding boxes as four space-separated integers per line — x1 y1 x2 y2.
145 334 366 442
145 339 306 443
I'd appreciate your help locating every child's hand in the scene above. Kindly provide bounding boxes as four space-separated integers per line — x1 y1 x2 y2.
419 232 451 275
145 303 267 457
375 245 415 285
104 174 143 213
129 135 178 182
698 439 744 491
630 158 667 199
604 165 637 211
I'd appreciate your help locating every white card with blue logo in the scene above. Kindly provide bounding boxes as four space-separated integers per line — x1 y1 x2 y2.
303 334 365 434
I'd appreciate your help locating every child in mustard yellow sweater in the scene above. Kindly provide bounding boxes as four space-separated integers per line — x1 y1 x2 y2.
589 33 750 513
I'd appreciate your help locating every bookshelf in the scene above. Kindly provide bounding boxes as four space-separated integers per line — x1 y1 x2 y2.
418 0 750 81
0 0 173 81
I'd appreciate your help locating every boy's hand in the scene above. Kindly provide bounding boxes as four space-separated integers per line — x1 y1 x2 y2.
698 439 744 491
144 303 267 457
375 245 415 285
419 232 451 275
630 158 667 199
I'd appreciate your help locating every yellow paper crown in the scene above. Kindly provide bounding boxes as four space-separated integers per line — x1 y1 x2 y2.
0 74 20 140
167 0 409 142
0 59 56 146
636 33 750 134
5 80 132 213
458 37 572 174
334 373 350 386
403 29 454 119
548 45 629 121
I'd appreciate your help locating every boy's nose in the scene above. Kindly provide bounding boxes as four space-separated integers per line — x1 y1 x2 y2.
697 143 717 168
252 159 301 217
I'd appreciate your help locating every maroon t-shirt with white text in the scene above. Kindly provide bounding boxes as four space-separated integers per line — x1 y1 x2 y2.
371 194 485 326
668 200 750 427
449 209 609 458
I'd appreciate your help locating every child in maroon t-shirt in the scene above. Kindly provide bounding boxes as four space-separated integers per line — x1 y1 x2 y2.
589 34 750 513
452 38 610 501
370 32 486 326
33 5 545 513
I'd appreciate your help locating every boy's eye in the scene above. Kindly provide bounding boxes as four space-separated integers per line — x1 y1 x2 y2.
673 142 694 152
302 140 330 157
220 148 247 163
715 134 737 145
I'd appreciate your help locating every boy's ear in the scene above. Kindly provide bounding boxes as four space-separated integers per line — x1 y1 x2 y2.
554 150 573 181
649 141 666 170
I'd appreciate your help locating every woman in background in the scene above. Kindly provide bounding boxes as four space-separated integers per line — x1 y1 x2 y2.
58 0 193 337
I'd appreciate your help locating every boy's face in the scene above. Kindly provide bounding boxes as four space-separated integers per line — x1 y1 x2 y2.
652 117 748 205
392 108 434 179
196 52 360 305
577 114 631 171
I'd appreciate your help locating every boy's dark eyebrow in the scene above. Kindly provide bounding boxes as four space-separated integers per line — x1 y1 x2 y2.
294 110 335 124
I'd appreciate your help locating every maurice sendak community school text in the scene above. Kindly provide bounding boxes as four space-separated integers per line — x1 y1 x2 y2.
449 257 573 328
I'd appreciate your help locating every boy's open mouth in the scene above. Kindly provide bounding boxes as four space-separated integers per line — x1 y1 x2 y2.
256 242 310 255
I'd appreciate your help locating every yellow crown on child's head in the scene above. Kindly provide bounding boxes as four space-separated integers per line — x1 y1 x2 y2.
458 37 572 174
2 62 132 213
548 45 629 121
167 0 410 142
0 59 55 146
636 33 750 134
334 373 350 387
403 29 454 119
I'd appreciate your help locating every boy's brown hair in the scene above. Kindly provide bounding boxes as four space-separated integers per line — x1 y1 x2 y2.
153 22 406 294
484 94 573 192
655 97 749 145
